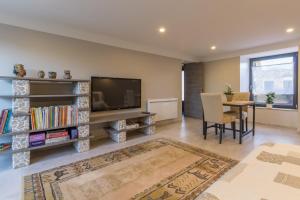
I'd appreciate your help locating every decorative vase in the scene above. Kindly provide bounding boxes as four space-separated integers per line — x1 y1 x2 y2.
37 70 45 78
266 104 273 109
48 72 57 79
13 64 26 77
225 94 233 102
63 70 72 79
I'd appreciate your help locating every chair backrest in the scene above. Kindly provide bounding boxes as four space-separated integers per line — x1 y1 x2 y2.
232 92 250 101
231 92 250 112
200 93 223 123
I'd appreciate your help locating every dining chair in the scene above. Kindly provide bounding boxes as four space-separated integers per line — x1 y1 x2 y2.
227 92 250 131
201 93 236 144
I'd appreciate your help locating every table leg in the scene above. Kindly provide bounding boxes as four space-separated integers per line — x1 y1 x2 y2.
253 104 255 136
239 106 243 144
202 120 205 136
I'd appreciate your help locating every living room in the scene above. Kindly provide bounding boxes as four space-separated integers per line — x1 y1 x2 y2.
0 1 300 200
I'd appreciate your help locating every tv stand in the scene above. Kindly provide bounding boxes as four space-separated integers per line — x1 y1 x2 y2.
90 112 156 143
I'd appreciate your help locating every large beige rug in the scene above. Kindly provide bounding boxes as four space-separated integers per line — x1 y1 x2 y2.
197 143 300 200
24 138 237 200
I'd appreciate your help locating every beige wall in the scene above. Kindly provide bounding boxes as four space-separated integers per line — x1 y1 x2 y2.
203 57 240 93
0 24 182 119
203 54 300 129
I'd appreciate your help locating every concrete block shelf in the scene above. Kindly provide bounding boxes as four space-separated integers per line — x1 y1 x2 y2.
91 112 156 144
0 76 91 168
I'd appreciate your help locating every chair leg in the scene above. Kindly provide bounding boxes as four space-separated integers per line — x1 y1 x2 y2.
215 124 218 135
222 124 225 133
219 124 223 144
245 117 248 131
203 121 207 140
241 119 244 131
232 121 236 139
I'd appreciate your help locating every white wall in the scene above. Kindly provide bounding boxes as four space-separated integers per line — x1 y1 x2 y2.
247 108 298 128
0 23 183 119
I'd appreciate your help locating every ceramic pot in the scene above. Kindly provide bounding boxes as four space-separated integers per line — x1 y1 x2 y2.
37 70 45 78
48 71 57 79
225 94 233 102
63 70 72 79
266 104 273 109
13 64 26 77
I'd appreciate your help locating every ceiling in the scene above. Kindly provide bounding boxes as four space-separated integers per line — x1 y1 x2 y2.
0 0 299 62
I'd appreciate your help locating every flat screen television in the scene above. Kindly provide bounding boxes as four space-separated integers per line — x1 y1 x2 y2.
91 77 141 112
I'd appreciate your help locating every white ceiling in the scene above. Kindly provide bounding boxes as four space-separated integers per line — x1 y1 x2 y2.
0 0 300 62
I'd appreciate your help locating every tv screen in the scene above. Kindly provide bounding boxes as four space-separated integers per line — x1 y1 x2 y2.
91 77 141 112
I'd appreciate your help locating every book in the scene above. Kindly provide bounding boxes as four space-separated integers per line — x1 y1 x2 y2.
3 110 12 133
69 128 78 139
30 106 79 130
46 131 68 139
29 132 46 142
0 143 11 152
0 110 5 134
30 140 45 147
0 110 9 134
45 136 69 144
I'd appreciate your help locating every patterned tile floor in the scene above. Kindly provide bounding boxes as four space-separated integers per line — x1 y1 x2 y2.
1 117 300 200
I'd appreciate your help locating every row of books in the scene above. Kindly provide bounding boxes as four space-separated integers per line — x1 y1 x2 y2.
29 128 78 147
0 109 12 134
30 105 79 130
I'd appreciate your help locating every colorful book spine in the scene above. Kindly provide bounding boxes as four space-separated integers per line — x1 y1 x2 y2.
0 143 11 151
4 110 12 133
45 136 69 144
70 128 78 139
0 110 9 134
46 131 68 139
30 140 45 147
0 110 5 134
30 106 79 130
29 132 46 142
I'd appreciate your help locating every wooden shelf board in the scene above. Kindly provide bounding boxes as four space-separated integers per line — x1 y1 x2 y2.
0 76 90 82
0 133 12 137
3 122 90 136
13 136 93 153
90 112 155 124
0 94 89 98
12 109 89 117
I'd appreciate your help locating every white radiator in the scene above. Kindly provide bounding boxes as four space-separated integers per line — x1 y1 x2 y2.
147 98 178 121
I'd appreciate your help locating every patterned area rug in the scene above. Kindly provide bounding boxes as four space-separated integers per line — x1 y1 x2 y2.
197 143 300 200
24 138 237 200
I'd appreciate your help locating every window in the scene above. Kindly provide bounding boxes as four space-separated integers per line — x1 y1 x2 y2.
263 81 274 92
249 52 298 109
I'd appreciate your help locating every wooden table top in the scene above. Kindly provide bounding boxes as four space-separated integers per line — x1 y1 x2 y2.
223 100 254 106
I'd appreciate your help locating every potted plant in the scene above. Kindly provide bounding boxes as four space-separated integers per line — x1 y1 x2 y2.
266 92 275 108
224 84 233 101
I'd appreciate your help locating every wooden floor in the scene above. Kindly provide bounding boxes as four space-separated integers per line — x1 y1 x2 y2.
1 117 300 200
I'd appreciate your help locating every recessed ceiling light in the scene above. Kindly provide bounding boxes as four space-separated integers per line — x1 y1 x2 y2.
211 46 216 50
159 27 166 33
286 28 294 33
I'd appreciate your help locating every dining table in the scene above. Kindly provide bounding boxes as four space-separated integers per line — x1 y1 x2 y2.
223 100 255 144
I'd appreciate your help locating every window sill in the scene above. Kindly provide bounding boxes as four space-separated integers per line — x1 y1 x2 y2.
251 107 298 112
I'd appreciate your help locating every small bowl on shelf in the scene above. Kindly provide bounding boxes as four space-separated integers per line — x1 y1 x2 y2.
48 72 57 79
